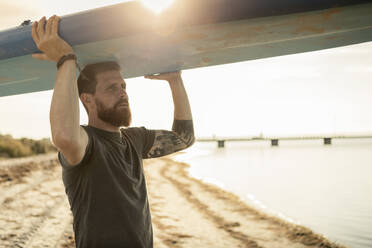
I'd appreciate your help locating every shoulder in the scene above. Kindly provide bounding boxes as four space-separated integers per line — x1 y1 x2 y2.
123 126 147 132
122 126 153 137
57 125 93 169
81 125 96 136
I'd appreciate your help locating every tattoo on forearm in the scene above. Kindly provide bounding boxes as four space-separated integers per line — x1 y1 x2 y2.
172 119 195 146
147 119 195 158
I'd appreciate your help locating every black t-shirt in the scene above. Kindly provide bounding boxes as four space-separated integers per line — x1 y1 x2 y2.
58 125 156 248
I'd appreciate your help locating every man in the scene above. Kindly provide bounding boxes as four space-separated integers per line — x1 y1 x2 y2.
31 15 195 248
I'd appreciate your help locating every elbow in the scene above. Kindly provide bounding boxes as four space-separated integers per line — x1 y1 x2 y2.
185 134 196 148
190 135 196 147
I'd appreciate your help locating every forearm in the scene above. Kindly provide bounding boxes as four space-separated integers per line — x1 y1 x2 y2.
50 60 80 145
168 77 192 120
168 77 195 146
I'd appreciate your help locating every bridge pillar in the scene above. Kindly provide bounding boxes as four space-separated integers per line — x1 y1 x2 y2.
271 139 279 146
217 140 225 148
324 138 332 145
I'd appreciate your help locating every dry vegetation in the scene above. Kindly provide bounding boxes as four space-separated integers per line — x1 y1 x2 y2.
0 133 56 159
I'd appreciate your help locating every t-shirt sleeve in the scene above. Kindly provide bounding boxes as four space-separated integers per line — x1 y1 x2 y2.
125 126 155 159
57 125 93 169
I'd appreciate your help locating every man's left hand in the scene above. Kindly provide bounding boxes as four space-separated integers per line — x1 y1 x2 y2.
144 71 181 82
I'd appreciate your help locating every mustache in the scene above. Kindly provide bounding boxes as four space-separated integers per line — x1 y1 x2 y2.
115 100 129 107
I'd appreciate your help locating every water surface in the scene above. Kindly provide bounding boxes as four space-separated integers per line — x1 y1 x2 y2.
175 139 372 248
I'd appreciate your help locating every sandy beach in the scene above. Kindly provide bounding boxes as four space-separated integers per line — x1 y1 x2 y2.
0 152 347 248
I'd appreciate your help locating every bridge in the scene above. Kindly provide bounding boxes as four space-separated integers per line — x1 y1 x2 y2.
196 135 372 148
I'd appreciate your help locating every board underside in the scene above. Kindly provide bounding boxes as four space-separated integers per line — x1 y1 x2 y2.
1 0 372 97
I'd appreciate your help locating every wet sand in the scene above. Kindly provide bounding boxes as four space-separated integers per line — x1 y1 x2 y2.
0 153 347 247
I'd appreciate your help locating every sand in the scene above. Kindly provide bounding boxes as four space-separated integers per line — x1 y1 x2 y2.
0 153 347 248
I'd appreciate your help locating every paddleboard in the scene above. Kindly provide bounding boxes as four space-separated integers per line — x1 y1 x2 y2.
1 0 372 97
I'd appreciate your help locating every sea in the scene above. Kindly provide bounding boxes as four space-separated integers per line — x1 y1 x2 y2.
174 138 372 248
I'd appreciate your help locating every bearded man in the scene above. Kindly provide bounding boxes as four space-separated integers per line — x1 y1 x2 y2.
31 15 194 248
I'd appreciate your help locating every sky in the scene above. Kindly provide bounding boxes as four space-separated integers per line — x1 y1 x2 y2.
0 0 372 140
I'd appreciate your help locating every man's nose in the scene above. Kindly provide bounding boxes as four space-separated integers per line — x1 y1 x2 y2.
119 90 128 101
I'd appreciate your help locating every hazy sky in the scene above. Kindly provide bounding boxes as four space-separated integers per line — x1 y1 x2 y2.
1 1 372 139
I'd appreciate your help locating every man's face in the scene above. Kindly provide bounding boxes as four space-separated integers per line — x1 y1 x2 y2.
93 70 131 127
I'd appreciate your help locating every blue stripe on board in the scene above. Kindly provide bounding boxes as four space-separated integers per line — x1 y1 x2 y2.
1 0 371 60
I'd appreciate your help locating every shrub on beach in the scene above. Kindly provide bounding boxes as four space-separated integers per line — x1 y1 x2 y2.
20 137 57 154
0 134 56 158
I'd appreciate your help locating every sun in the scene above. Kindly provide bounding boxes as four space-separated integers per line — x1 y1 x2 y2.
140 0 174 14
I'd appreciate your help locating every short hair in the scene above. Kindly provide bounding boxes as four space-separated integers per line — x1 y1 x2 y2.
77 61 121 113
77 61 121 96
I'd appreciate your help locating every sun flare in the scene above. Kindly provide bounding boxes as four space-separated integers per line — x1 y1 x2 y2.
140 0 174 14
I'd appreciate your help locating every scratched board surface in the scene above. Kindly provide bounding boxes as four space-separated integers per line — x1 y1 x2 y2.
1 0 372 97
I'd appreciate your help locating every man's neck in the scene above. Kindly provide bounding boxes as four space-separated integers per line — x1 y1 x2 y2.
88 118 121 133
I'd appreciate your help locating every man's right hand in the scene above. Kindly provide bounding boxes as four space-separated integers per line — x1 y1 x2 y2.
31 15 74 62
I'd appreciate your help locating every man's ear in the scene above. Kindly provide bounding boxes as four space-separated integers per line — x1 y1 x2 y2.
80 93 91 104
80 93 94 110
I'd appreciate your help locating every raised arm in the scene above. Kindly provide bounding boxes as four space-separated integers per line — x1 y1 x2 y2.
144 72 195 158
32 15 88 165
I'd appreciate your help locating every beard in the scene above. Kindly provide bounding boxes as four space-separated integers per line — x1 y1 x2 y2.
95 98 132 127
